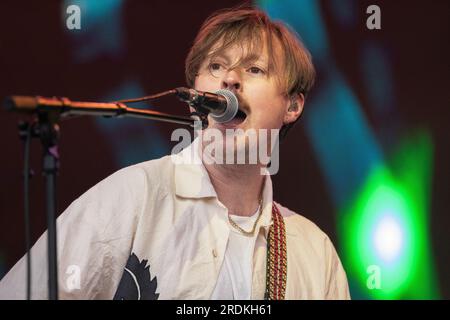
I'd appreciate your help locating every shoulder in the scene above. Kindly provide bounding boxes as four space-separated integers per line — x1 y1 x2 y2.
274 201 331 245
273 201 341 263
132 154 174 191
274 202 351 299
79 155 174 204
54 155 175 241
63 155 175 226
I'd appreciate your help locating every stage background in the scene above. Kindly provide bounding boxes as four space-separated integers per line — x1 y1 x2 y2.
0 0 448 299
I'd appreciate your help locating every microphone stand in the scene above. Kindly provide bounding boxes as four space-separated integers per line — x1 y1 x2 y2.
40 112 60 301
7 95 198 300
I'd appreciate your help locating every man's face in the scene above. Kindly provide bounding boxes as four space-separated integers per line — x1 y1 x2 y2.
194 38 290 134
193 37 298 168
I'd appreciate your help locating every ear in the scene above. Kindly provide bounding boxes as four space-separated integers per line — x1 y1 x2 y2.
283 93 305 125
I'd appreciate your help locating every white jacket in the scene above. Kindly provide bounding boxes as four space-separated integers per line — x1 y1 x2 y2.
0 140 350 300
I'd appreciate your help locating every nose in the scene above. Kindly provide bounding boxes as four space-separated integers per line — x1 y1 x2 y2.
221 69 241 91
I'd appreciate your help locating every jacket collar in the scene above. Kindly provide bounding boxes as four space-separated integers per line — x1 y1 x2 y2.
172 137 274 229
172 137 217 199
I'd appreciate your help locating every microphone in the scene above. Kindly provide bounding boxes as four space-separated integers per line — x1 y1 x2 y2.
175 87 238 123
4 88 240 125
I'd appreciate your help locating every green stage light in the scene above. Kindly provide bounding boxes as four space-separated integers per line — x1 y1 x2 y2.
339 132 439 299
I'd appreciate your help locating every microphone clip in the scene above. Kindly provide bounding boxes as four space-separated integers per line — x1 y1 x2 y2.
189 111 209 129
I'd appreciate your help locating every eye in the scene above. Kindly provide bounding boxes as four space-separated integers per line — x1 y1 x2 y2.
247 66 265 75
208 62 227 77
209 62 224 71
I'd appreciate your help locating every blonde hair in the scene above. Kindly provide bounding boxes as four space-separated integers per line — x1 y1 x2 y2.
185 6 315 137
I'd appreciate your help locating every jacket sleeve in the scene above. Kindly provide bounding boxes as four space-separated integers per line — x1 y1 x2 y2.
0 166 148 300
324 236 351 300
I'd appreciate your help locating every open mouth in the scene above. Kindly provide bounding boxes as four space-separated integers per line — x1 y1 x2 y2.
213 109 247 129
233 109 247 125
215 108 247 128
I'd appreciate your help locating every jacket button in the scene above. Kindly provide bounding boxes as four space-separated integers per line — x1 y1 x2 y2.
212 249 218 258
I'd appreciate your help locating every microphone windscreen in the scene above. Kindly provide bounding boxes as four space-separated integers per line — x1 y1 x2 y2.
211 89 238 123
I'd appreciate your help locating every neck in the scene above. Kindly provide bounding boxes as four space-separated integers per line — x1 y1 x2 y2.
204 161 265 217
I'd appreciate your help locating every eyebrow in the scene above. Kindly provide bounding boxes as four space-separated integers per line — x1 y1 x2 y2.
210 54 231 64
209 52 268 67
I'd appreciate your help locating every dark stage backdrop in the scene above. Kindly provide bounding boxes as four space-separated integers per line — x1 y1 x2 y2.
0 0 448 299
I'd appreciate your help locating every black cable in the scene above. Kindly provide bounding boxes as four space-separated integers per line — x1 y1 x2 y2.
23 123 32 300
114 89 177 104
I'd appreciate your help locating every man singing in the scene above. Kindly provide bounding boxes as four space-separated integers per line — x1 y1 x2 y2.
0 6 350 300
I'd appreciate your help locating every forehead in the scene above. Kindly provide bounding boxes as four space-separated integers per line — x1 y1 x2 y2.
205 31 284 69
